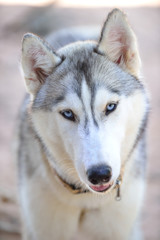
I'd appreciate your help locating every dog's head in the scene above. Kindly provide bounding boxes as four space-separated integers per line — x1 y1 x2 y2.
21 9 147 193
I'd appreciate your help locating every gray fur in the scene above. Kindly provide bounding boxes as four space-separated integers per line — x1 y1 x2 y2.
33 42 144 113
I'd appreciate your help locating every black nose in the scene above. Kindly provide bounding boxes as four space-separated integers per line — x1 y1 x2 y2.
87 165 112 185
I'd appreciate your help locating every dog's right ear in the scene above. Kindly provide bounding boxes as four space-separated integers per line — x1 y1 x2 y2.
21 33 62 95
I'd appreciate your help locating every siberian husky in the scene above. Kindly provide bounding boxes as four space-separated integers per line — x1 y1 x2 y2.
18 8 149 240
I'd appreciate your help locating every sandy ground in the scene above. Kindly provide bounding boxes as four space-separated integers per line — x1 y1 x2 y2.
0 4 160 240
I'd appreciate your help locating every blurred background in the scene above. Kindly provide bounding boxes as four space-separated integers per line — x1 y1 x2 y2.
0 0 160 239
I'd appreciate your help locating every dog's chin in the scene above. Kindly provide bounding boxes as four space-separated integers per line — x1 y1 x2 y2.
89 181 113 193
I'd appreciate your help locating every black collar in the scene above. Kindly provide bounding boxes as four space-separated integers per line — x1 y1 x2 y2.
55 170 122 199
55 171 90 194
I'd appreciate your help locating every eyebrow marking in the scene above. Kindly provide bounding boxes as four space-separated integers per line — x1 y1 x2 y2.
52 95 65 105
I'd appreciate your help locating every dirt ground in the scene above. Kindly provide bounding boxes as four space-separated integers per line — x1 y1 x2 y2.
0 4 160 240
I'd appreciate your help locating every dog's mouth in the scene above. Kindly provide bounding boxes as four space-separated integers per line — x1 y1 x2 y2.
89 182 113 193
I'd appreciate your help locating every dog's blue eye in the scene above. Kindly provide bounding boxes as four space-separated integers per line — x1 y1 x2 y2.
60 110 75 121
105 103 117 115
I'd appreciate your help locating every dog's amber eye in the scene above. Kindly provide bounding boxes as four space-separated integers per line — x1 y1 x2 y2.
60 110 75 121
105 103 117 115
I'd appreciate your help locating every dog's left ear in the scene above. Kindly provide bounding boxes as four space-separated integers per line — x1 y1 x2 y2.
97 9 141 77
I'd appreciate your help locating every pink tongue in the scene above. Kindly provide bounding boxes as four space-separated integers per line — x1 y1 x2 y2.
90 183 110 192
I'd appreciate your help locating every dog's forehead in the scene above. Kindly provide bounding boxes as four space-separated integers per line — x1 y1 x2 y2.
33 42 143 111
56 43 142 97
50 42 101 96
56 42 108 88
